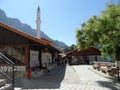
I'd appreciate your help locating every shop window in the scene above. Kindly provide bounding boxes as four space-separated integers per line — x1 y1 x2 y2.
0 46 26 65
18 47 25 64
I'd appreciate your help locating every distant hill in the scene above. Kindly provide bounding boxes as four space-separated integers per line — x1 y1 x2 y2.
0 9 67 48
54 40 68 48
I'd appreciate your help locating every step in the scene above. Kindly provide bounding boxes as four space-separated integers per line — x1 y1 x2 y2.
31 70 44 79
0 79 6 87
14 87 22 90
0 84 12 90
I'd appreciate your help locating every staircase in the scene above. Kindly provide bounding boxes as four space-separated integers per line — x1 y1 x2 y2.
0 79 12 90
0 52 15 90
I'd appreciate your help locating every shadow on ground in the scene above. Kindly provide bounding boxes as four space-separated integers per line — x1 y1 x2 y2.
96 80 120 90
89 65 120 90
15 65 66 89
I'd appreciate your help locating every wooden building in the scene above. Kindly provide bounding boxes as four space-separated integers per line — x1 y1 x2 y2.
0 22 60 77
66 47 105 65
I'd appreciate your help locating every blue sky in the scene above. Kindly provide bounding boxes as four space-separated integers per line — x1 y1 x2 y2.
0 0 118 46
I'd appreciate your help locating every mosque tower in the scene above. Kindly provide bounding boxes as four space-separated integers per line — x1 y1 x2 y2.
36 6 41 39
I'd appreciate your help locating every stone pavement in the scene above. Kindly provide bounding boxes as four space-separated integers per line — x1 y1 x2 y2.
73 65 120 90
15 65 120 90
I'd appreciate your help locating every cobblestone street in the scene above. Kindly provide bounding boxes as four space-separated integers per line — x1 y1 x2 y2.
15 65 120 90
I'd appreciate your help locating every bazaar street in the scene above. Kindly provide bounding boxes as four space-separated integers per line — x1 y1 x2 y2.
15 65 120 90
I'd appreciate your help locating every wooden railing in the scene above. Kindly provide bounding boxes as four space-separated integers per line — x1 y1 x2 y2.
0 52 15 90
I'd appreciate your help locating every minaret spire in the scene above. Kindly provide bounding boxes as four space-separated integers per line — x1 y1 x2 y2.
36 5 41 39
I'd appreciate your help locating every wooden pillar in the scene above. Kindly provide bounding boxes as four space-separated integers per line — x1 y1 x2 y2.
39 50 42 68
25 45 29 71
78 55 80 64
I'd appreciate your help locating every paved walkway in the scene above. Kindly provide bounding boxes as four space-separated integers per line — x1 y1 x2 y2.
73 65 120 90
15 65 120 90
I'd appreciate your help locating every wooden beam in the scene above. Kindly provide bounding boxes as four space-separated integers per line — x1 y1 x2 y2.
25 45 29 71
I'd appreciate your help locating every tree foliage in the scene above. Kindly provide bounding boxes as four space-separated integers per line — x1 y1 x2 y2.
76 4 120 61
63 44 76 53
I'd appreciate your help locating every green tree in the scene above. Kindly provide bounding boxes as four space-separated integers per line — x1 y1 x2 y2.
69 44 76 50
63 44 76 53
76 4 120 63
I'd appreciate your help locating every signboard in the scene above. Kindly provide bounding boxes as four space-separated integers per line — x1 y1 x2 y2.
30 50 39 68
41 52 52 67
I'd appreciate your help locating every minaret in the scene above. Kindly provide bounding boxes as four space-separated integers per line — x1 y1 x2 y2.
36 6 41 39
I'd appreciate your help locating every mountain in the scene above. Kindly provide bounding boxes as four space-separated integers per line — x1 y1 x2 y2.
0 9 67 48
54 40 68 48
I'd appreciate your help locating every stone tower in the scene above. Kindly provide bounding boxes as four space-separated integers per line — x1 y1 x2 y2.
36 6 41 39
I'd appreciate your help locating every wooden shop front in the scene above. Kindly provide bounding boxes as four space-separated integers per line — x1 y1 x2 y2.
0 22 60 77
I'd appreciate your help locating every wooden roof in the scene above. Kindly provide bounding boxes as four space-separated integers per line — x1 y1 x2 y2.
0 22 57 49
0 22 62 53
41 38 54 46
66 47 101 56
0 22 49 45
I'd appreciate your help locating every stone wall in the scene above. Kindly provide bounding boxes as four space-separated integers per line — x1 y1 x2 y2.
15 66 27 78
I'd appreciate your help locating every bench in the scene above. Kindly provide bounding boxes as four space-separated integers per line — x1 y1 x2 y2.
93 63 101 71
108 67 118 76
93 61 118 76
100 65 111 74
93 62 107 71
100 65 118 76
